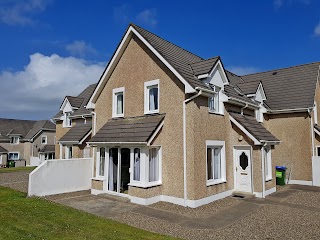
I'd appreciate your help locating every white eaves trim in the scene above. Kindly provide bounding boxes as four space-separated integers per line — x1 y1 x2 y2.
147 120 164 146
79 130 92 145
314 128 320 137
87 26 196 108
229 115 261 145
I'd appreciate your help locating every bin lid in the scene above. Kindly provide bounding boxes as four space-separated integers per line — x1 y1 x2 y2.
276 166 287 170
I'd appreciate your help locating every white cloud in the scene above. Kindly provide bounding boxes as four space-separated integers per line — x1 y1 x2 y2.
314 23 320 36
65 40 98 58
0 0 51 26
227 66 260 76
274 0 311 9
136 9 157 27
0 53 104 119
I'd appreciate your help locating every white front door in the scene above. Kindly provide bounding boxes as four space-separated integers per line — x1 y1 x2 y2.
234 148 252 193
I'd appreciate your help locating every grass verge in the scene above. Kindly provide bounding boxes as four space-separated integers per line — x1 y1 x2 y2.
0 186 177 240
0 166 36 173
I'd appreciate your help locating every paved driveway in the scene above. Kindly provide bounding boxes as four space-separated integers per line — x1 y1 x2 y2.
2 170 320 239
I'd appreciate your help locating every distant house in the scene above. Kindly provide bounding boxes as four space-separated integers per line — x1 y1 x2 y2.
52 84 96 159
0 119 56 166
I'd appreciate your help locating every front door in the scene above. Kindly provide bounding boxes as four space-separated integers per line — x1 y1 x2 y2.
234 148 252 193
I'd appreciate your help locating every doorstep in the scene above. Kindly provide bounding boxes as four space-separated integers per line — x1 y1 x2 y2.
232 191 256 199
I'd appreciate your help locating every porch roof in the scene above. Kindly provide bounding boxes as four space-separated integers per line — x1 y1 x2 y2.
314 124 320 136
58 123 92 144
39 145 55 153
89 114 165 144
0 146 8 153
229 112 279 144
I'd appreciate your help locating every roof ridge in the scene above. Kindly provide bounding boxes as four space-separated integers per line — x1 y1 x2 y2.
241 61 320 77
130 23 203 61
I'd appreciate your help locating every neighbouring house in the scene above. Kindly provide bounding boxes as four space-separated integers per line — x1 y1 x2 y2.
30 23 320 208
52 84 96 159
0 118 56 166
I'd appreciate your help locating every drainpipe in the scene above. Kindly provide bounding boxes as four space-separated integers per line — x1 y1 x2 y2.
240 103 248 115
308 108 315 157
261 143 267 198
92 111 97 135
183 90 202 207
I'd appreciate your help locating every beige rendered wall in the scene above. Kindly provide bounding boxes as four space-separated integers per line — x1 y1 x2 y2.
93 36 185 198
264 112 312 181
32 131 56 157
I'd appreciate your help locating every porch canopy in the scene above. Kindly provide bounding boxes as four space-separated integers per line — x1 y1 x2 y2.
39 145 55 153
314 124 320 136
89 114 165 145
58 123 92 145
0 146 8 153
229 112 280 145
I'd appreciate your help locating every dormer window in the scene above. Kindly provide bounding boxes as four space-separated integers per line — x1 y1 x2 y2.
63 112 72 128
112 87 125 118
10 136 19 144
144 79 159 114
209 94 219 113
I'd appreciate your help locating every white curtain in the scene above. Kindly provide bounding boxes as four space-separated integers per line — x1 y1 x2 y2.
108 155 114 191
149 148 159 182
213 148 221 180
99 148 105 176
149 89 155 111
117 94 123 114
134 149 140 181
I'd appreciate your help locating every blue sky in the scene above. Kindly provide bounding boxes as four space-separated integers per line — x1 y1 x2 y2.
0 0 320 120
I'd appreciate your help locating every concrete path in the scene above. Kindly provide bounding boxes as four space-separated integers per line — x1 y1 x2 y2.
2 171 320 239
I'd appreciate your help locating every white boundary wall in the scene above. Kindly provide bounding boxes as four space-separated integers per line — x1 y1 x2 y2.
312 156 320 186
29 157 42 167
28 158 93 196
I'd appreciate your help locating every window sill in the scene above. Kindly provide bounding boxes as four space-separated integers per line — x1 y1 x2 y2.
128 181 162 188
145 111 159 115
206 179 226 186
208 111 224 116
265 177 273 182
112 115 124 119
91 177 106 181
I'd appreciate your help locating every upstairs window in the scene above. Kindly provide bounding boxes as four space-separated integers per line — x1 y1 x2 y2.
112 87 125 118
41 135 47 144
145 80 159 114
208 86 222 114
63 112 72 128
10 136 19 144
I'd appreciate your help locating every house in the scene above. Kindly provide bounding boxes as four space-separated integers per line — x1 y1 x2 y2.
52 84 96 159
85 24 281 208
0 118 56 166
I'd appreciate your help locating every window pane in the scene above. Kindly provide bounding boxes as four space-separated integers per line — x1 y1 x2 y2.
214 94 219 111
213 148 221 180
108 148 118 192
207 148 213 180
149 86 158 111
149 148 159 182
99 148 105 176
134 148 140 181
116 93 123 114
208 97 214 111
264 148 268 176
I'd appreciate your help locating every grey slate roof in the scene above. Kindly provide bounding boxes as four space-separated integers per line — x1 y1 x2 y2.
189 57 219 76
39 145 55 153
89 114 165 143
0 118 37 140
224 85 258 107
53 84 97 120
225 71 245 85
25 120 55 140
0 146 8 153
229 112 279 142
240 62 320 110
59 123 92 143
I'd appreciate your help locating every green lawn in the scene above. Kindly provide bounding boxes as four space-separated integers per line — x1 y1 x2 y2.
0 166 36 173
0 187 177 240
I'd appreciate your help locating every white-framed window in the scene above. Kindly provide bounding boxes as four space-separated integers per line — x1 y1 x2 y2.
255 108 264 123
208 86 223 115
43 152 55 160
112 87 125 118
10 136 19 144
98 147 106 177
148 148 160 182
8 152 19 160
264 146 272 181
63 112 72 128
316 146 320 157
133 148 141 181
206 140 226 185
41 135 47 144
65 146 73 159
144 79 159 114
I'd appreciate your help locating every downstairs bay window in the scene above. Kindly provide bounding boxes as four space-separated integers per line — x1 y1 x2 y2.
206 140 226 185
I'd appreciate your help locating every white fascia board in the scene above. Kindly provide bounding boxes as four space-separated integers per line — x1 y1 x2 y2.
88 141 147 145
229 115 261 145
58 141 79 145
267 108 310 114
314 128 320 137
208 60 229 85
88 26 196 106
197 73 209 79
147 120 164 146
79 130 92 145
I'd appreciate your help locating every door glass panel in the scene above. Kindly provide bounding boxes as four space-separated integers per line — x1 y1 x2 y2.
239 152 248 170
120 148 130 194
108 148 118 192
